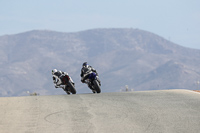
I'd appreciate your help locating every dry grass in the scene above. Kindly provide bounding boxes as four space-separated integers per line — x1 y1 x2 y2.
193 90 200 93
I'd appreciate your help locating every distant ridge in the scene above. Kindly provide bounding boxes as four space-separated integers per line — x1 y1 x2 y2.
0 28 200 96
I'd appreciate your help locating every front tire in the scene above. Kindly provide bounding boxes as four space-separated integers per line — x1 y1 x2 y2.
93 80 101 93
68 82 76 94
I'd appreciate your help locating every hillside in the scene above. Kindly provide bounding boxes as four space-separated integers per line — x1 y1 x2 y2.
0 28 200 96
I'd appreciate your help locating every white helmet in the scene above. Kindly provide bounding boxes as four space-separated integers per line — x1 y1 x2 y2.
52 69 57 75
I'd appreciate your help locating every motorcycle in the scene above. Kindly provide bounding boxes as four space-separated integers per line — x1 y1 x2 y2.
82 72 101 93
58 73 76 95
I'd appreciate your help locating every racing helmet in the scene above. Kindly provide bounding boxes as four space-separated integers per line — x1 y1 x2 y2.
52 69 58 75
82 62 88 67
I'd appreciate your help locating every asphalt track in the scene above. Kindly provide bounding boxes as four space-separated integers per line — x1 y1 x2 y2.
0 89 200 133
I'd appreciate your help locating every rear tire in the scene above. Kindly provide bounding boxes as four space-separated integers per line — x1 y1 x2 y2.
93 80 101 93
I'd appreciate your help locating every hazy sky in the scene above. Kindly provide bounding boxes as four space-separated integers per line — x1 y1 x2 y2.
1 0 200 49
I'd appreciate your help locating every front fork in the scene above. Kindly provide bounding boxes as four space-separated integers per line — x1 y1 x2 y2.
96 76 101 86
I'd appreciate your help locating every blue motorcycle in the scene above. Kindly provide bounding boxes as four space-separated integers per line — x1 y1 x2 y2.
82 72 101 93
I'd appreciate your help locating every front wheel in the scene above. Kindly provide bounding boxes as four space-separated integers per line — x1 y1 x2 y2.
93 80 101 93
68 82 76 94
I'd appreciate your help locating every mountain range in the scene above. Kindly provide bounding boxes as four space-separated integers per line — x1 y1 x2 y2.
0 28 200 97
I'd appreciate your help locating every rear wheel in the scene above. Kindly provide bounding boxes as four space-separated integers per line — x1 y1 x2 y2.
93 80 101 93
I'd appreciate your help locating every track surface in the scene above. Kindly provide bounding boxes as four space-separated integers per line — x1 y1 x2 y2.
0 90 200 133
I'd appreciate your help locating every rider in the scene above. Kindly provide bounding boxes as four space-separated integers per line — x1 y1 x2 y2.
52 69 74 88
80 62 101 85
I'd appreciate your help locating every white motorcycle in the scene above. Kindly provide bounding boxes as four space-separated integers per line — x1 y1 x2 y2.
56 73 76 95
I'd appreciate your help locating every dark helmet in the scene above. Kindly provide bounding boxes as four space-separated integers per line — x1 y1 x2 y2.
82 62 88 67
